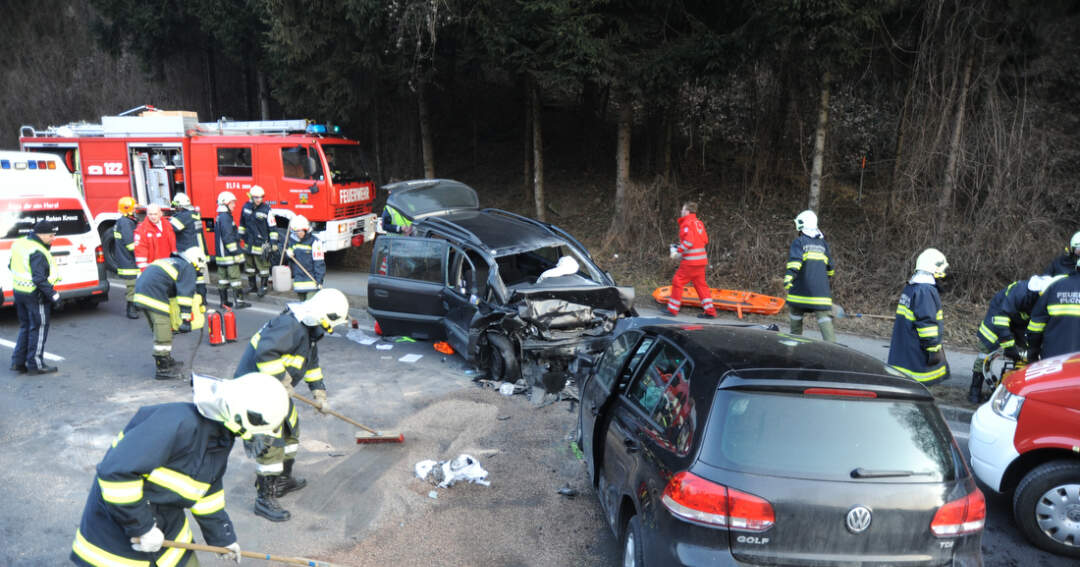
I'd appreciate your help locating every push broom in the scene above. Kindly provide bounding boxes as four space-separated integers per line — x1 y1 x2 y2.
162 539 346 567
292 393 405 444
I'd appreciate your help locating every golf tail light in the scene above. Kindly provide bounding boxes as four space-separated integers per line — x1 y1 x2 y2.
930 490 985 536
661 471 774 531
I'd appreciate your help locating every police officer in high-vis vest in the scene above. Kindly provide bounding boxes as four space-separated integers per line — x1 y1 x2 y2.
71 372 290 567
114 197 141 319
10 220 61 375
887 248 950 385
784 210 837 342
381 203 414 235
285 215 325 300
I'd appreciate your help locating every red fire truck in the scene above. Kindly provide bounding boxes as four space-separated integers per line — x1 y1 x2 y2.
19 106 377 268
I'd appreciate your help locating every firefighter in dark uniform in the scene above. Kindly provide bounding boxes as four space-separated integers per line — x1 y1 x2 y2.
784 210 837 342
168 193 207 303
1043 231 1080 276
71 372 290 567
888 248 950 384
114 197 141 319
234 288 349 522
968 275 1058 402
10 220 60 375
1027 263 1080 361
134 251 201 380
239 185 278 298
285 215 325 300
214 191 250 309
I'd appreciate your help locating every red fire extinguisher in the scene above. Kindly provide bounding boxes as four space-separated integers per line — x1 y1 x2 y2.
223 306 237 343
207 310 225 346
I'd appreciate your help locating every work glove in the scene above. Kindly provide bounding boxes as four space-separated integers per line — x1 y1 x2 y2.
313 389 330 414
926 349 945 366
51 292 60 304
1003 345 1021 362
219 541 242 564
668 244 680 260
280 377 295 397
130 524 164 553
178 321 191 333
286 248 295 259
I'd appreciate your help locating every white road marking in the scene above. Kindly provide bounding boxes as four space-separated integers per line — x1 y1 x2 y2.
0 338 65 361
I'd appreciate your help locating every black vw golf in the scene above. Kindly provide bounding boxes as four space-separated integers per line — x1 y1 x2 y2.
579 323 984 566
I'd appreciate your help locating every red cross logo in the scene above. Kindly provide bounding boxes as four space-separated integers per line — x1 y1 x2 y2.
77 243 86 253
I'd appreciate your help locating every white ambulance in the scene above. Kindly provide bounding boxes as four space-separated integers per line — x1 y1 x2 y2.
0 150 110 307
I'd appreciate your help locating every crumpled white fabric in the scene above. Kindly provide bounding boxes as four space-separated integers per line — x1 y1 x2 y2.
537 256 580 283
415 454 490 488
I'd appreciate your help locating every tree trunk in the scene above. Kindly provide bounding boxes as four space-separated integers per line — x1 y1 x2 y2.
940 54 973 229
372 95 382 184
807 69 831 212
609 101 632 234
256 68 270 120
417 79 435 178
204 46 217 121
523 75 532 201
663 110 673 184
531 81 546 222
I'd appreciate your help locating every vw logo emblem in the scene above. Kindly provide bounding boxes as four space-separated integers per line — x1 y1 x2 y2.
846 506 873 533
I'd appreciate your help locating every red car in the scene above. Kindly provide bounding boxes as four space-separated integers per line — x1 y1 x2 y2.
968 353 1080 558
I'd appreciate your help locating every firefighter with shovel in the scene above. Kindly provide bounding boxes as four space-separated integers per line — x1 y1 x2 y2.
285 215 325 300
234 288 349 522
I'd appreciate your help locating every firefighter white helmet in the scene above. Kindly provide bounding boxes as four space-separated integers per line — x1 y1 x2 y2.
915 248 949 279
289 215 311 232
794 210 818 234
1069 231 1080 252
192 372 289 439
300 288 350 332
249 185 265 198
171 193 191 208
217 191 237 206
181 247 208 271
1028 274 1054 293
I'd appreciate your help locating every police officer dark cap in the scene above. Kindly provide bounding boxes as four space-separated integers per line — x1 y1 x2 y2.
33 220 59 234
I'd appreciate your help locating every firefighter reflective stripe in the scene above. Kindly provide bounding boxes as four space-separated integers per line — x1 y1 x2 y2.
145 467 210 501
288 404 299 428
111 431 124 448
256 462 284 474
1000 338 1016 348
304 367 324 382
257 358 286 376
72 529 149 567
979 322 998 344
992 315 1010 326
169 217 184 231
1028 320 1046 333
803 250 829 262
1047 304 1080 317
892 363 949 382
97 477 143 504
294 279 319 291
917 325 940 338
154 261 179 280
117 268 140 277
156 518 193 567
284 443 299 456
10 237 58 292
191 489 225 516
133 293 170 313
292 244 312 252
786 261 802 270
175 296 193 307
284 354 305 369
897 305 916 321
787 294 832 307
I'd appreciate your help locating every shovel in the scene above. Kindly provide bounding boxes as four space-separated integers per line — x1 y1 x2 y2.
833 304 893 320
161 539 346 567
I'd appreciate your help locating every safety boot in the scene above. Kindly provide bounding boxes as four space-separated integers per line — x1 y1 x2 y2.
166 355 185 375
789 315 804 335
246 276 259 293
818 316 837 343
967 371 983 404
219 288 232 308
233 289 252 309
126 302 140 319
275 459 308 497
254 475 291 522
154 356 182 380
257 276 269 298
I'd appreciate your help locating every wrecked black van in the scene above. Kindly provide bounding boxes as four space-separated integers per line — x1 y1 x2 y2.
367 179 636 393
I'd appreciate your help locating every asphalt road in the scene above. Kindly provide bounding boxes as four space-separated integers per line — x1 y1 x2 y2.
0 279 1074 566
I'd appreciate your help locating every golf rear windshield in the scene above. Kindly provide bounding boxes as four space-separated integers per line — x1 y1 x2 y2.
0 209 91 238
700 390 959 482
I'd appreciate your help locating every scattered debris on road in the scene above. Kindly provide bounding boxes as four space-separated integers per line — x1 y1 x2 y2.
415 454 491 488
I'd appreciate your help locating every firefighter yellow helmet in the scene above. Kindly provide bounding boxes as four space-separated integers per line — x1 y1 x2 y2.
289 215 311 232
118 197 136 215
171 193 191 208
302 288 350 332
794 210 818 233
221 373 290 438
915 248 949 279
217 191 237 206
249 185 265 198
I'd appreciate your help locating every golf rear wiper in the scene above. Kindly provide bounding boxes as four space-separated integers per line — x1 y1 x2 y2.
850 468 934 478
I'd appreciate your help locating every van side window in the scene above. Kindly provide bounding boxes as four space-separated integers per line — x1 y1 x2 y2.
217 147 252 177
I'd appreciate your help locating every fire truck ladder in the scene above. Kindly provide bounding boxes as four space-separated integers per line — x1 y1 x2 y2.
197 119 311 135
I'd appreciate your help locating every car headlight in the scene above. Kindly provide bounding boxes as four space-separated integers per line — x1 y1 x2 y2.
990 385 1025 420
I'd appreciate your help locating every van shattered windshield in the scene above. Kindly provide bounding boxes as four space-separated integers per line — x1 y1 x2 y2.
321 144 371 184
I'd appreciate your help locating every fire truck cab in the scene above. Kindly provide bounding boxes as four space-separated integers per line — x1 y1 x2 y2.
19 107 377 270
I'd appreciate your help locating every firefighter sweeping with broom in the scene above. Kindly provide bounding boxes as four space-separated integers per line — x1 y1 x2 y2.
234 288 349 522
71 372 290 567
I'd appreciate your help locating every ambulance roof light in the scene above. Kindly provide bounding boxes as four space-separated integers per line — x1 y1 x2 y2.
1 160 10 169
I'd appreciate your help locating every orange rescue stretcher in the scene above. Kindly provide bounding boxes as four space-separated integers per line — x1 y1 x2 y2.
652 286 786 318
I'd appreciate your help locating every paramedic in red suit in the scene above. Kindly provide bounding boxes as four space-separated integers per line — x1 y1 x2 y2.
133 204 177 271
665 202 717 318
